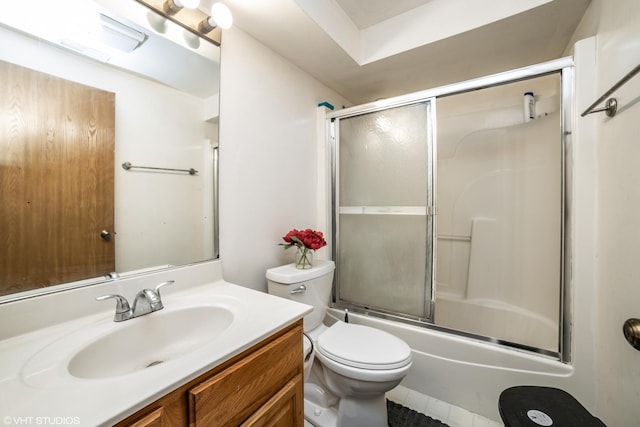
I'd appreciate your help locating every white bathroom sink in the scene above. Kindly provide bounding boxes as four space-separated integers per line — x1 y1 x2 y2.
6 269 312 426
67 306 234 379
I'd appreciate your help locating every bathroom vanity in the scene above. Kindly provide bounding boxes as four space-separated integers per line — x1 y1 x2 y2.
0 261 310 427
115 320 303 426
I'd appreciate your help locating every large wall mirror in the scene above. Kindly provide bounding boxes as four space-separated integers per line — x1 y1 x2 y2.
0 0 220 301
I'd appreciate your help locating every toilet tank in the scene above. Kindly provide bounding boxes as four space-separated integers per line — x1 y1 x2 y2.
266 260 335 331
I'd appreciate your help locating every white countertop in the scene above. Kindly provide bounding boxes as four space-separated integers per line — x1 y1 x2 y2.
0 262 311 426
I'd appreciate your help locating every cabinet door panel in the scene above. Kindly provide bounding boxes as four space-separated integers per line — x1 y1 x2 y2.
189 326 302 426
241 375 303 427
128 408 164 427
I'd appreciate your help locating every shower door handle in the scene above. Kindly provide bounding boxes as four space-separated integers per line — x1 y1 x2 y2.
290 285 307 294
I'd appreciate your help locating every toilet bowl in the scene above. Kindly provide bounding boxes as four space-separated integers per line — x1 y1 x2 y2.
266 260 412 427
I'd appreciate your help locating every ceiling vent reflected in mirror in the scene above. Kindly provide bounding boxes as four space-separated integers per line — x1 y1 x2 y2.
60 13 147 62
60 12 147 62
99 14 148 52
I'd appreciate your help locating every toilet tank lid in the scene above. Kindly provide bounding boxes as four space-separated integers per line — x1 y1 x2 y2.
266 260 335 284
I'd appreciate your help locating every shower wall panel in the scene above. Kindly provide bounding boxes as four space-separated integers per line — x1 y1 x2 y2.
435 75 561 351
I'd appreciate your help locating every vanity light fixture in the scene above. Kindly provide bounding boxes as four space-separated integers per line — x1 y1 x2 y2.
163 0 200 15
198 3 233 32
135 0 228 45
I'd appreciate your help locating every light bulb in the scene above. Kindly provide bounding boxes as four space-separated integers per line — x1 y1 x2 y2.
211 3 233 29
197 3 233 33
163 0 200 14
178 0 200 8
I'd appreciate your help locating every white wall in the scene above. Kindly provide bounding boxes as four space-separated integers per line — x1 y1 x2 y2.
114 85 216 272
218 27 349 291
566 0 640 424
573 1 640 425
0 27 215 275
218 3 640 424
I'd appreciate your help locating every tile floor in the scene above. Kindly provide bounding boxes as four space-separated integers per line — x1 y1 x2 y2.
303 385 504 427
386 385 504 427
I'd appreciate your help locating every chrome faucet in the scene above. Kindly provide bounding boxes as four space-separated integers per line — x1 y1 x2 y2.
96 280 174 322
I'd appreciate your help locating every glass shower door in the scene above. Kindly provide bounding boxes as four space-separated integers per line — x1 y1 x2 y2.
330 58 572 359
334 101 435 320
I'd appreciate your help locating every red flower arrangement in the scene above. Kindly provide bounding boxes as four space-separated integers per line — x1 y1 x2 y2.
280 228 327 269
281 228 327 250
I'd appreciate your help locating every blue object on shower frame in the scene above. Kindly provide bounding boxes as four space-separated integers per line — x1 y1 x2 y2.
318 101 334 110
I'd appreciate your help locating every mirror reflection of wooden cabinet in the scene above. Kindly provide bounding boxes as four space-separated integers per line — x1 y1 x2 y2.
0 60 115 296
115 320 303 427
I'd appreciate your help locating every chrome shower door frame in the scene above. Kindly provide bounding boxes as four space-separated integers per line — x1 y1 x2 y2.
330 99 437 323
328 56 574 362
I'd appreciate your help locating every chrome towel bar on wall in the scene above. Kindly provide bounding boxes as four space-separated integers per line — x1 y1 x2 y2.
122 161 198 175
581 63 640 118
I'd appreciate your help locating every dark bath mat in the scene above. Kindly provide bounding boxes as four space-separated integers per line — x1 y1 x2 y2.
387 399 450 427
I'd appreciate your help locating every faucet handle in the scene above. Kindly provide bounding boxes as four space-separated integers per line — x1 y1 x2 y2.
154 280 175 297
96 294 132 322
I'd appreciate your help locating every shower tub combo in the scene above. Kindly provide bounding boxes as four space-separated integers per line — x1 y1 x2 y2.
326 56 579 421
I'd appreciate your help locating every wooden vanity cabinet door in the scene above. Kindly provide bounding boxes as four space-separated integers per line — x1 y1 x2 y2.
115 397 186 427
240 375 303 427
127 408 165 427
113 321 303 427
188 325 303 426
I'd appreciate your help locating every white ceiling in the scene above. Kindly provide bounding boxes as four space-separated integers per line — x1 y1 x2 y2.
223 0 591 105
334 0 433 29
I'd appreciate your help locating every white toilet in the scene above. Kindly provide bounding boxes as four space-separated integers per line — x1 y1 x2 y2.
267 260 412 427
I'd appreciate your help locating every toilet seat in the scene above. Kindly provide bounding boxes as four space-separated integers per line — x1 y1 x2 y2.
316 322 412 370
